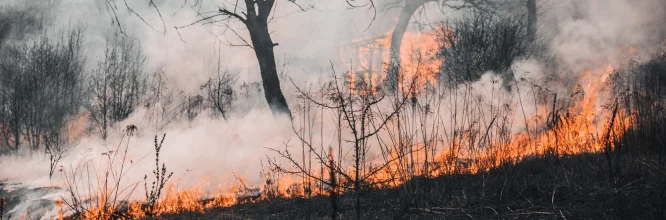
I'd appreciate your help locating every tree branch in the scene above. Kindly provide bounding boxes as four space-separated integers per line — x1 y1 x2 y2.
218 8 248 24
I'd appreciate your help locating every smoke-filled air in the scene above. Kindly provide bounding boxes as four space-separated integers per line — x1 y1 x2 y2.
1 0 665 219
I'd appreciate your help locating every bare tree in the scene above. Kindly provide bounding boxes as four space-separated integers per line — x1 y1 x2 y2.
0 5 49 153
384 0 497 90
38 30 85 175
88 36 147 140
201 70 236 120
108 0 300 117
200 0 303 117
144 69 179 130
44 126 68 179
0 29 85 153
268 63 414 219
182 94 204 122
0 46 27 151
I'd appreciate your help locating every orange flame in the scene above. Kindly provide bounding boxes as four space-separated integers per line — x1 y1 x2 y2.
76 38 648 220
66 112 89 142
55 200 64 220
341 26 448 95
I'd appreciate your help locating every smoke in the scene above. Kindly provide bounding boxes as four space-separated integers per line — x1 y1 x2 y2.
510 0 666 101
2 0 666 219
545 0 666 67
0 1 48 50
0 2 383 218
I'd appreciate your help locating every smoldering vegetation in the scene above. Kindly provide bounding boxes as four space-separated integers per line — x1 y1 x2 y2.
0 0 666 219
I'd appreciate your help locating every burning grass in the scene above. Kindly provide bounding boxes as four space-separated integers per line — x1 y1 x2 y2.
46 12 666 220
67 62 647 219
155 152 666 219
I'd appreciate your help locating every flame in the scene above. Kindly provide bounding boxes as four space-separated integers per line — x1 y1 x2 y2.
357 63 634 182
67 112 90 142
341 25 448 95
384 29 443 95
80 191 115 220
55 200 64 220
70 35 649 220
77 63 635 219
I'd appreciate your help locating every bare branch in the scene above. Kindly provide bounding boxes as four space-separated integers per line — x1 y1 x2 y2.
218 8 248 23
175 13 227 29
149 0 168 35
122 0 165 35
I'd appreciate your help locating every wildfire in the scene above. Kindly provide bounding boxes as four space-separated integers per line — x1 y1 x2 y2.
357 63 635 186
74 66 636 219
71 30 646 220
387 29 443 95
67 112 90 142
341 26 448 95
56 200 64 220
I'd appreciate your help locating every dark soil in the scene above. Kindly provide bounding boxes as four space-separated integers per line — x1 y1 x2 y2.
157 153 666 220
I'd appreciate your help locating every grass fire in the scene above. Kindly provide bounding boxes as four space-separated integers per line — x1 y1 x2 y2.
1 0 666 219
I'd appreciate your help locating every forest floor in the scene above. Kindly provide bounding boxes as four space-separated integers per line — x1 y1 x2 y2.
157 152 666 220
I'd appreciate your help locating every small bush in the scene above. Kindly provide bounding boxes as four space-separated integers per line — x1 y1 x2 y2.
144 134 173 217
438 12 528 85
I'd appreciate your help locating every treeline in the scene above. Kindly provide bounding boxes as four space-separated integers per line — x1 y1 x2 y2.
0 31 84 153
0 29 242 160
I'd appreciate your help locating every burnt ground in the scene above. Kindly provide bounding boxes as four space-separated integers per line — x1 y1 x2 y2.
0 182 61 219
157 152 666 220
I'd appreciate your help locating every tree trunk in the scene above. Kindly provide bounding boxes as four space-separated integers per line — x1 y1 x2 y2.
13 124 20 151
243 1 291 118
526 0 537 42
12 96 20 151
355 141 361 219
249 26 291 117
386 0 433 91
215 0 291 117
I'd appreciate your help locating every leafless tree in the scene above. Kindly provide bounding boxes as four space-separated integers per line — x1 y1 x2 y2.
383 0 498 90
88 35 147 140
44 126 68 179
0 46 27 151
182 94 204 122
201 70 236 120
144 69 180 130
267 63 414 219
109 0 307 117
188 0 308 117
0 29 85 153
